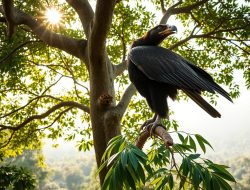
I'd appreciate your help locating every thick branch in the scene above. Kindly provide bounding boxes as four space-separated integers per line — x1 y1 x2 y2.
90 0 116 58
36 107 73 131
173 0 208 14
0 101 90 131
0 95 62 119
160 0 167 13
66 0 94 37
160 0 208 24
2 0 16 37
136 127 174 149
0 107 73 149
0 5 87 60
114 60 127 77
169 25 197 50
115 84 136 117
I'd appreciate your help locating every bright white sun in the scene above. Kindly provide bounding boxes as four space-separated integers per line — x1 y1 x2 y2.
45 8 61 25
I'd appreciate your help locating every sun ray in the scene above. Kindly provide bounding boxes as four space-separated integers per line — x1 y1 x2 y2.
45 8 62 25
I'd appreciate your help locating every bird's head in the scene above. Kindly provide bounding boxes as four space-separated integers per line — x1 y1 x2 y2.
132 24 177 47
146 24 177 45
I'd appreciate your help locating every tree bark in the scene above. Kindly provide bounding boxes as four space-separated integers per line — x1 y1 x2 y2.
88 0 121 184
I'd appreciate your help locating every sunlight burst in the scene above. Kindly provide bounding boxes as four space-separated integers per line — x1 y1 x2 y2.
45 8 62 25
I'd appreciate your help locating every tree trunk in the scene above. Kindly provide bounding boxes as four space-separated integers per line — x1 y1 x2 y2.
88 48 121 184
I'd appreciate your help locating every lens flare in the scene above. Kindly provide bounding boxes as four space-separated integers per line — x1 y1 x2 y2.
45 8 61 25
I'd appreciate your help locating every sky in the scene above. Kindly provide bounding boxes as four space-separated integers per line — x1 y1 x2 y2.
169 72 250 158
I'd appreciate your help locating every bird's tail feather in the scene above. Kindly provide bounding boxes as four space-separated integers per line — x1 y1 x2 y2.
183 89 221 118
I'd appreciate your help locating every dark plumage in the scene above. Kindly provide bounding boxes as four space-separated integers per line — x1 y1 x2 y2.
128 24 232 121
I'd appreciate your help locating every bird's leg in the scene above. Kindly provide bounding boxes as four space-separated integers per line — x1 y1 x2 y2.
140 114 167 137
149 115 167 136
140 114 157 131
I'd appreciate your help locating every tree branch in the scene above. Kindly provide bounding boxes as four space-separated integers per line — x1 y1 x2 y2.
27 59 89 91
160 0 167 13
39 107 74 131
0 107 74 149
160 0 183 24
135 126 174 149
0 95 62 119
0 40 41 66
169 24 249 50
0 5 88 60
89 0 116 59
114 60 127 77
173 0 208 14
115 83 136 117
169 25 198 50
0 131 15 148
66 0 94 37
160 0 208 24
2 0 16 37
0 101 90 131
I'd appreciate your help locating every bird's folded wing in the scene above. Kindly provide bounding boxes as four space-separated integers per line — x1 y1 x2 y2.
129 46 232 102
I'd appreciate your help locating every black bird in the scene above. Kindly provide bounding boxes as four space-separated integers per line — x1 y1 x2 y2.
128 24 232 130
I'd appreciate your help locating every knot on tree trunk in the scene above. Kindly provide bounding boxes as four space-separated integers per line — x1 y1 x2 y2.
98 94 113 107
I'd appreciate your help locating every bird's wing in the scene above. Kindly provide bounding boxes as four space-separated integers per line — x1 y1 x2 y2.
129 46 232 101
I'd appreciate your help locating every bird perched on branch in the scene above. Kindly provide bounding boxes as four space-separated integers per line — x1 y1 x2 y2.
128 24 232 132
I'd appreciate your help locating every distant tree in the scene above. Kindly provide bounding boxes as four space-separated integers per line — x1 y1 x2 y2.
65 172 84 190
1 150 49 189
228 156 250 190
0 0 249 189
0 165 36 190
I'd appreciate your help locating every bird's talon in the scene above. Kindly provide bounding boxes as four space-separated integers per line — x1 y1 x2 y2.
140 118 156 131
150 124 167 137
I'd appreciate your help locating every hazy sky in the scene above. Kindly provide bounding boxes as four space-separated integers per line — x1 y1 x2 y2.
170 72 250 158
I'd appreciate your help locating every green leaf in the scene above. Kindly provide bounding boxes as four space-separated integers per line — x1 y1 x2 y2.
183 136 189 145
131 148 147 160
124 167 136 190
96 159 108 177
137 163 145 184
151 176 163 185
178 133 185 142
188 154 201 160
107 135 123 146
126 165 137 189
128 152 138 170
209 164 236 182
192 166 201 190
189 136 197 152
195 134 206 153
102 166 114 190
155 176 166 190
203 169 211 190
168 173 174 189
195 134 213 151
107 152 120 166
180 158 189 177
121 150 128 168
214 174 233 190
211 175 220 190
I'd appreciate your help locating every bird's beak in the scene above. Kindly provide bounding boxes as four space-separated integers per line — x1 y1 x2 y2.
159 25 177 36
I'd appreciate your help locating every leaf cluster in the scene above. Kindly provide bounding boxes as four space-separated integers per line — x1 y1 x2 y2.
98 130 236 190
0 165 36 190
